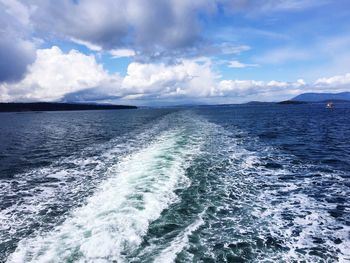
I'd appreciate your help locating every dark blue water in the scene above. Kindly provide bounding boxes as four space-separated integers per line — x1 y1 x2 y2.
0 105 349 262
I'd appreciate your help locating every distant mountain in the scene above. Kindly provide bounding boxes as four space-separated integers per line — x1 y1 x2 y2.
291 92 350 102
0 102 137 112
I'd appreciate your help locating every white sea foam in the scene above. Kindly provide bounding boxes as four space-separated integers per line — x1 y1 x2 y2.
4 111 349 262
7 127 204 263
154 209 207 263
0 112 181 261
181 123 350 262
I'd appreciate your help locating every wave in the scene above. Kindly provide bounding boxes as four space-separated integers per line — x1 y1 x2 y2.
153 208 206 263
7 113 206 262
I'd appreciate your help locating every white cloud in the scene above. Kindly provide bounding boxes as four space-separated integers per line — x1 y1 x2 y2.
122 58 218 98
215 78 307 102
69 40 136 58
218 79 264 96
227 60 258 68
70 38 103 52
315 73 350 87
0 46 121 102
1 45 349 104
110 49 136 58
0 47 218 102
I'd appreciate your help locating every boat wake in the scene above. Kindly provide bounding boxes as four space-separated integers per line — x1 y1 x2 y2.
3 110 349 262
7 113 207 263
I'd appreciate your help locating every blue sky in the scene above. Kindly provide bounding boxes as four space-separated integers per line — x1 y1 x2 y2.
1 0 350 105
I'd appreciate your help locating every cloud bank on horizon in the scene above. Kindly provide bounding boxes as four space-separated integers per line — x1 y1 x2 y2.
1 0 350 105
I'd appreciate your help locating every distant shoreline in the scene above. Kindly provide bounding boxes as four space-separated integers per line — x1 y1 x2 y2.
0 102 137 112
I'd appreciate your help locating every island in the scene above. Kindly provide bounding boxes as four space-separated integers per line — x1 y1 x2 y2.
0 102 137 112
277 100 307 105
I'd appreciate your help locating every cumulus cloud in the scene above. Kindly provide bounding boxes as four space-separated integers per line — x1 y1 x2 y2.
1 45 349 104
122 58 219 98
0 0 36 83
215 73 350 102
0 46 121 101
216 79 305 100
0 47 218 102
315 73 350 88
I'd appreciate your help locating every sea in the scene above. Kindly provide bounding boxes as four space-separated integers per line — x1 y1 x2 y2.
0 104 349 262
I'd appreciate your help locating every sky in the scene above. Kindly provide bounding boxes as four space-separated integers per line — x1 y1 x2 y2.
1 0 350 106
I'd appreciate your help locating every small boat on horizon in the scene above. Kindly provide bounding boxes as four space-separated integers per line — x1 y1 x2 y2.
326 102 334 109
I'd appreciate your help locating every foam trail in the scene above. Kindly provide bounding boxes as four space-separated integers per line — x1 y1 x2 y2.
7 128 203 263
154 209 207 263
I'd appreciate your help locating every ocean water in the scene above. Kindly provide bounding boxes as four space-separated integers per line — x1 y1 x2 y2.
0 105 349 262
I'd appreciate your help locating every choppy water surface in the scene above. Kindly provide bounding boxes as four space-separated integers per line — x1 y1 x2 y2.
0 105 349 262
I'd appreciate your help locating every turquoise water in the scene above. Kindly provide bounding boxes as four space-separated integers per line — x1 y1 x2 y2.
0 105 349 262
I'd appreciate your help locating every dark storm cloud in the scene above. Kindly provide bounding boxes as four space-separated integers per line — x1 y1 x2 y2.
1 0 253 67
0 2 36 83
27 0 217 58
26 0 323 61
0 37 35 83
0 0 332 85
29 0 129 49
